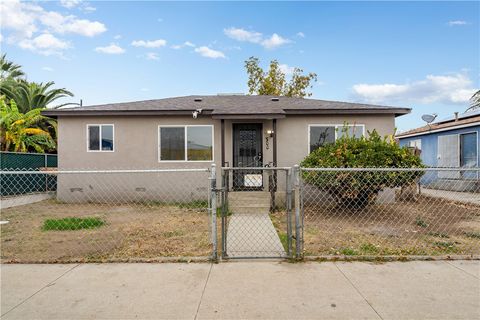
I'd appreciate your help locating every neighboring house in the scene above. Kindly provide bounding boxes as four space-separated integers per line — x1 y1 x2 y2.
397 110 479 192
42 95 409 201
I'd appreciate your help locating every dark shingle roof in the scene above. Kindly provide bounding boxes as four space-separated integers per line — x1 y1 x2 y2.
42 95 410 117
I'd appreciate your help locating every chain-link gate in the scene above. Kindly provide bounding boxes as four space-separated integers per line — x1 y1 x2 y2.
219 167 294 259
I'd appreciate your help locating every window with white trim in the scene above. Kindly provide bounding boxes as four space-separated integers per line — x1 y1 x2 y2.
309 124 365 153
87 124 114 151
159 125 213 161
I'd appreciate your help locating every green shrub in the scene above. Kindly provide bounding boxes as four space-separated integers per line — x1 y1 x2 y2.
300 128 424 208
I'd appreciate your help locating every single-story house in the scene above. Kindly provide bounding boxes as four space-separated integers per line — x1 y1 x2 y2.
42 95 410 201
397 110 479 192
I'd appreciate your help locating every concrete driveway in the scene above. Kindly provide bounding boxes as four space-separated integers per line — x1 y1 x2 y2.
1 260 479 319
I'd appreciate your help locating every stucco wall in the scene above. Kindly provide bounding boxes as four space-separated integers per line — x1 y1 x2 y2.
56 114 396 201
58 114 395 170
276 114 395 167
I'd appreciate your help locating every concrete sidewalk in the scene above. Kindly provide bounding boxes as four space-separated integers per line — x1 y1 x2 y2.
1 261 479 319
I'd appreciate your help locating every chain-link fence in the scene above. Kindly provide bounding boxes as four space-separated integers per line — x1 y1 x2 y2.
299 168 480 258
0 152 58 197
1 166 478 262
1 168 215 263
220 167 293 259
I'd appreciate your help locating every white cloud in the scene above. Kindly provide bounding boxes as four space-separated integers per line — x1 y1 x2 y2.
448 20 467 26
39 12 106 37
18 33 70 56
224 27 291 49
0 0 107 54
82 6 96 12
95 43 125 54
42 66 54 72
194 46 226 59
224 27 262 43
261 33 291 49
146 52 159 60
171 41 195 49
352 73 477 105
114 34 122 40
0 0 106 55
131 39 167 48
296 32 305 38
279 64 295 76
60 0 82 9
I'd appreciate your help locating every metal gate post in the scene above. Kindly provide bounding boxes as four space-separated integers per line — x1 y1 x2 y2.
293 165 303 259
286 168 293 257
221 169 228 258
210 164 218 261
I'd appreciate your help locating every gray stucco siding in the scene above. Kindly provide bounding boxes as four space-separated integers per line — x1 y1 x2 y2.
56 114 395 202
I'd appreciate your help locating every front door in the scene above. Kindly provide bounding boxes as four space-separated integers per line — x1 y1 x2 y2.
233 123 263 189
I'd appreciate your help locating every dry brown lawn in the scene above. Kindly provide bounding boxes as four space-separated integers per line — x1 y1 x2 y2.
271 194 480 257
1 200 212 263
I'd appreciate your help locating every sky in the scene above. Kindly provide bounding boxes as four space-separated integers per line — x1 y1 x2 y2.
1 0 479 131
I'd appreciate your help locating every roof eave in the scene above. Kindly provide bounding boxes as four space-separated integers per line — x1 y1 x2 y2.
284 108 411 117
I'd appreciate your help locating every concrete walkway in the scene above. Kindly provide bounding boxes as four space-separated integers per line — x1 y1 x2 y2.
226 213 286 258
422 187 480 206
1 261 479 319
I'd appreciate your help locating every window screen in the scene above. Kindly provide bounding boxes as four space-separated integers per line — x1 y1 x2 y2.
88 125 114 151
309 126 335 152
88 126 100 151
160 127 185 160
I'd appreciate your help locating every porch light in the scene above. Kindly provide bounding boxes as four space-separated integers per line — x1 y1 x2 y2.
266 130 274 137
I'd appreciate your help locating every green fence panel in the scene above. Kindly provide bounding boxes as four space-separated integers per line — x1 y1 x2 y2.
0 152 58 197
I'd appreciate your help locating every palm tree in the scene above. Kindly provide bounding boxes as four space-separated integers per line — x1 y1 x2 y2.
1 80 74 113
466 90 480 112
0 98 57 152
0 54 25 80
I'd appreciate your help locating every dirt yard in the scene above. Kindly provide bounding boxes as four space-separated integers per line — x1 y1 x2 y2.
1 200 212 263
271 194 480 257
302 194 480 256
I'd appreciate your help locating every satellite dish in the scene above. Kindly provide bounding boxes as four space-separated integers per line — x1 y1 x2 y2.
421 113 437 124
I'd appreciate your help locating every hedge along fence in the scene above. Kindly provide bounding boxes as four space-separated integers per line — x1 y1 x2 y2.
0 152 58 197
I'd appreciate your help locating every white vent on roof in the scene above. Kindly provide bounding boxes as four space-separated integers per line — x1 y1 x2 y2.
271 97 279 101
194 98 203 102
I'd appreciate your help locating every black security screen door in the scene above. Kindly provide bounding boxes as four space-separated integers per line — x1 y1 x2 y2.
233 123 263 189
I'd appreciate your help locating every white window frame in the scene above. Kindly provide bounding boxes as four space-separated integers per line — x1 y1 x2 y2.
459 131 478 167
158 125 214 162
86 124 115 152
307 124 365 154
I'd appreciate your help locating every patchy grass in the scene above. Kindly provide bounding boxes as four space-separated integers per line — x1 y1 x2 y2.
428 232 450 239
415 216 428 228
177 200 209 209
302 194 480 256
339 248 358 256
43 217 105 231
465 231 480 239
1 200 211 263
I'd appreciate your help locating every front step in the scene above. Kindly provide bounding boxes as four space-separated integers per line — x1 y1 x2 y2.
228 191 271 214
